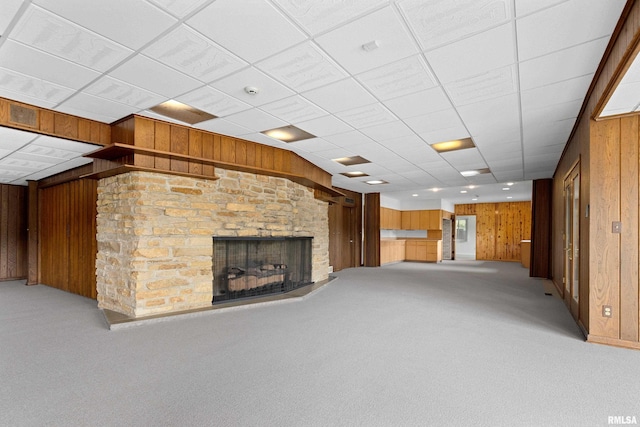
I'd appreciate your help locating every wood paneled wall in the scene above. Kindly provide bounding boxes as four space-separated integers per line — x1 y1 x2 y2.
552 0 640 348
105 116 333 192
455 202 532 261
530 179 552 278
39 179 97 299
363 193 380 267
0 184 28 280
0 97 110 145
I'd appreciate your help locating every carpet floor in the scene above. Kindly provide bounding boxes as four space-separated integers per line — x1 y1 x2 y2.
1 261 639 426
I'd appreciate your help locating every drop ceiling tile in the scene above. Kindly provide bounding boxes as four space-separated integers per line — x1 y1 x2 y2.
32 135 98 152
359 120 414 142
302 78 376 113
257 42 347 93
426 23 515 85
224 109 287 132
19 145 81 161
523 120 573 147
0 0 23 35
385 86 452 119
0 128 38 150
11 5 133 72
457 93 520 137
57 92 139 123
287 138 339 154
273 0 386 35
398 0 512 50
521 74 591 112
187 0 306 63
241 132 290 148
323 131 374 148
21 157 93 181
144 25 247 84
445 65 517 106
404 108 466 137
0 67 75 106
314 148 361 161
335 103 397 129
522 99 581 127
440 148 488 170
294 115 353 137
515 0 569 17
356 56 436 101
109 55 202 98
85 76 165 109
0 155 57 171
212 67 295 107
260 96 327 124
148 0 210 18
0 40 100 89
519 38 608 90
193 118 253 137
176 86 251 117
33 0 177 50
517 0 625 61
315 6 418 75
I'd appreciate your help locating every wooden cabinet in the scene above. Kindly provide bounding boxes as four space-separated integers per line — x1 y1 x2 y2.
381 239 406 264
380 208 442 231
405 240 442 262
380 207 401 229
428 210 442 230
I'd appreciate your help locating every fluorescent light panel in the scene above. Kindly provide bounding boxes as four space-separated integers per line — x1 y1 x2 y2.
431 137 475 153
262 125 316 142
149 100 217 125
332 156 371 166
340 171 369 178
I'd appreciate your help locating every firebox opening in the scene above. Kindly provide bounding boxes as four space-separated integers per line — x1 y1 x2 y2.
212 237 313 303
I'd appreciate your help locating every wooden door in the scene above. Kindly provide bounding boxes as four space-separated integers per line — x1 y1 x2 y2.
563 163 580 318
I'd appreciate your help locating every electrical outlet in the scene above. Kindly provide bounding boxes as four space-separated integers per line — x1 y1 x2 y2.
603 305 612 318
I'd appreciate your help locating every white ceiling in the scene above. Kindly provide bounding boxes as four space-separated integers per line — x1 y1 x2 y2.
0 0 628 205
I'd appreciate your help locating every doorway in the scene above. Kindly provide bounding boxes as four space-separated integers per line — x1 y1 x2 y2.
455 215 476 260
563 162 580 318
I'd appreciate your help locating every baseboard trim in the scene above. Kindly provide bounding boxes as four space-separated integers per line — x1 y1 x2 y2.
587 334 640 351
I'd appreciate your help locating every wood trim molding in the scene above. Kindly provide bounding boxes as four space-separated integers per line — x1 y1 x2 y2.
587 334 640 350
27 181 38 285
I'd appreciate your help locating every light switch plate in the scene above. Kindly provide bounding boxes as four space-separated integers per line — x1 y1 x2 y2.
612 221 622 233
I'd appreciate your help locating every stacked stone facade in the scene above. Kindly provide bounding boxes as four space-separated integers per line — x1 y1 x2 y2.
96 169 329 317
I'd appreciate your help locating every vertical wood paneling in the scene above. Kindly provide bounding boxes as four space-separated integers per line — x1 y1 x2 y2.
363 193 380 267
170 126 189 173
27 181 38 284
0 185 28 280
620 115 639 341
220 136 236 163
39 180 97 299
589 119 621 338
188 129 203 175
201 132 215 176
531 179 552 278
455 202 531 261
235 139 247 166
134 117 155 168
262 146 274 170
154 121 171 171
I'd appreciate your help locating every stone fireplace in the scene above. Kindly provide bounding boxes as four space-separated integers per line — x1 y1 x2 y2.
212 236 312 302
95 168 329 318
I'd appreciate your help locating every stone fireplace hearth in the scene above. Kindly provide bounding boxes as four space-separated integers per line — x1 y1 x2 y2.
95 168 329 318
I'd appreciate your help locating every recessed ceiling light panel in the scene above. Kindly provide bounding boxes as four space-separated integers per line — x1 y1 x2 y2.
262 125 316 142
365 179 388 185
340 171 369 178
149 100 217 125
431 137 475 153
332 156 371 166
